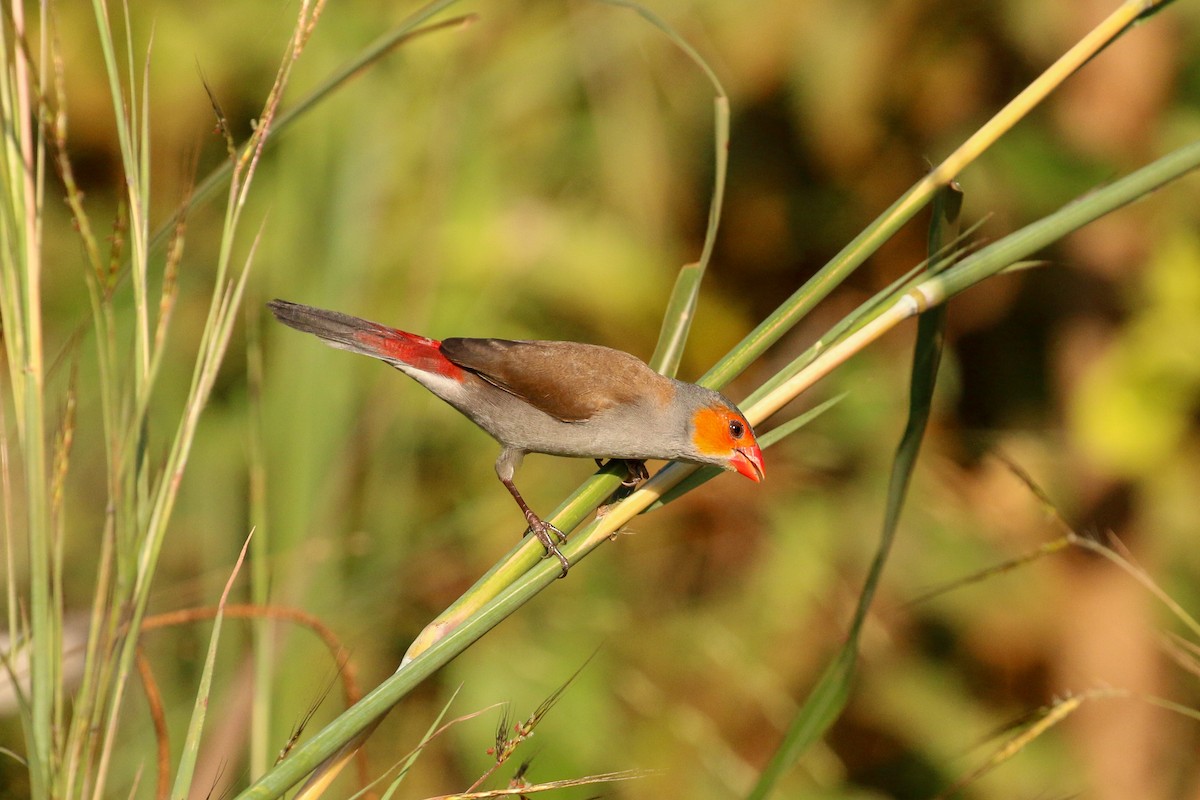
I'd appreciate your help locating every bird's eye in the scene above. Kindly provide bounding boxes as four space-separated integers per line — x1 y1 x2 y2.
728 419 745 439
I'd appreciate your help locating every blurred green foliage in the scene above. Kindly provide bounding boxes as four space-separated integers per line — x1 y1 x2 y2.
5 1 1200 798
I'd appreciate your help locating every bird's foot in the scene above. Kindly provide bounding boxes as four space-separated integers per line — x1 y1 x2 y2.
619 459 649 487
525 514 570 578
594 458 649 488
594 459 649 506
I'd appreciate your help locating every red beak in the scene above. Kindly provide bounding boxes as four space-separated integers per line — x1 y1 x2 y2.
730 443 765 482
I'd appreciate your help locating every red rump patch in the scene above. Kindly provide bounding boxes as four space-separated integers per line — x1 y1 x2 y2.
353 328 465 380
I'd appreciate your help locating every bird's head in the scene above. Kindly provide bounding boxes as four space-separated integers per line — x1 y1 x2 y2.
690 403 765 482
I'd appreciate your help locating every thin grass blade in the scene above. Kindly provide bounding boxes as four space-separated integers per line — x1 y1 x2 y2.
169 532 254 800
371 687 462 800
650 262 703 377
1 2 52 792
745 182 961 799
613 0 733 377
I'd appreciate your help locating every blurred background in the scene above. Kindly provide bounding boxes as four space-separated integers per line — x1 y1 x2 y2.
6 1 1200 797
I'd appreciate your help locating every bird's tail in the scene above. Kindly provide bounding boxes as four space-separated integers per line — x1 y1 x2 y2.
267 299 463 378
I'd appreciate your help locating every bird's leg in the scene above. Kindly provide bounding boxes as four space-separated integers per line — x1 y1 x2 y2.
497 448 569 577
501 477 569 577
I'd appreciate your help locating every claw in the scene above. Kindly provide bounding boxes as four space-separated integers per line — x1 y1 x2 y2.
621 459 649 487
525 516 570 578
596 458 649 488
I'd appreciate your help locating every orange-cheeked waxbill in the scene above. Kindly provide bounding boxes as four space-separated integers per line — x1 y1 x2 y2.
268 300 764 575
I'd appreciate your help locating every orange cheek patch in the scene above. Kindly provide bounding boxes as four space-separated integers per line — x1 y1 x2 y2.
691 407 733 457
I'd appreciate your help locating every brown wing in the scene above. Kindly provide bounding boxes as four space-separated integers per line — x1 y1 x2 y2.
440 338 668 422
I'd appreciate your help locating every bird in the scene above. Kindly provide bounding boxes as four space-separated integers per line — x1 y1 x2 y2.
267 299 764 576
